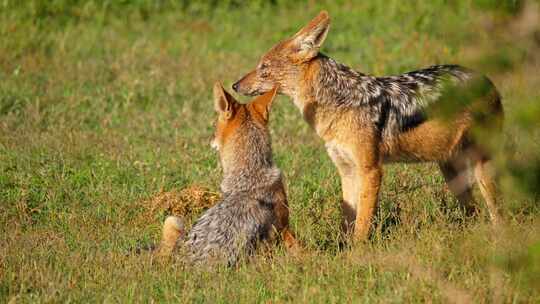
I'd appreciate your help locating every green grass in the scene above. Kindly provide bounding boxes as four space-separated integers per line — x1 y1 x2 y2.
1 0 540 302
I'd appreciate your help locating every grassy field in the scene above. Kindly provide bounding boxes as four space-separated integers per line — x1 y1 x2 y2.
1 0 540 302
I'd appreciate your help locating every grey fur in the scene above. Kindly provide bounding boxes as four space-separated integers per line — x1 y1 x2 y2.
179 118 287 267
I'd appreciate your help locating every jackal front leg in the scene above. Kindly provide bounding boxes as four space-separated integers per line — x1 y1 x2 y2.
325 141 358 236
353 165 382 241
351 138 383 241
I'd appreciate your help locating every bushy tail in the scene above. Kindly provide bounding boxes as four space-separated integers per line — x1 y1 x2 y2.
156 216 184 257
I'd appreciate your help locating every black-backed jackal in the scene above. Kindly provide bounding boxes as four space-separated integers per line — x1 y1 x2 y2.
233 11 504 241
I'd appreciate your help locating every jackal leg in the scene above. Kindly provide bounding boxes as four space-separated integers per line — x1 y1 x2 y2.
326 145 358 236
281 228 302 254
339 173 357 235
438 156 478 217
474 158 502 225
326 138 382 241
156 216 184 257
353 164 382 241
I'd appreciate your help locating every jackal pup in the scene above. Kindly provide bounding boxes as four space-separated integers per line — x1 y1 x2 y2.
233 11 504 241
157 84 297 266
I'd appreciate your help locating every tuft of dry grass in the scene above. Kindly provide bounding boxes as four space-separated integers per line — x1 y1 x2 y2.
145 185 220 219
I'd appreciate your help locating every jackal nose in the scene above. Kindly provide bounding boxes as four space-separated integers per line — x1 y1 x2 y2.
232 82 239 92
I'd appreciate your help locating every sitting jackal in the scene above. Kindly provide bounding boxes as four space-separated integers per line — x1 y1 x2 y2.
157 84 297 266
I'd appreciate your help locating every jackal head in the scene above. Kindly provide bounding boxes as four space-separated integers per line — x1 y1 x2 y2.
212 82 278 174
232 11 330 96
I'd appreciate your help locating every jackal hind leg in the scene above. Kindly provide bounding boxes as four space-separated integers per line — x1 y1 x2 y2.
281 228 303 255
438 156 478 217
473 157 502 225
156 216 184 257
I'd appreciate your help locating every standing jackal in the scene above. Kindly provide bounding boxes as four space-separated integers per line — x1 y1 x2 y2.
157 84 297 266
233 11 504 241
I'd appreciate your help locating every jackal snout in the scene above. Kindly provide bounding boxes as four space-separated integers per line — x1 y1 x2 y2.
232 70 271 96
231 80 240 93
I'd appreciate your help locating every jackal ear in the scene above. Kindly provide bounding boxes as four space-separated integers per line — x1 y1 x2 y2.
213 82 237 119
292 11 330 60
251 86 278 122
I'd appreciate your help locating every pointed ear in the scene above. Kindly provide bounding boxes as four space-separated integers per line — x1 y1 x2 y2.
213 82 237 119
251 86 278 122
291 11 330 60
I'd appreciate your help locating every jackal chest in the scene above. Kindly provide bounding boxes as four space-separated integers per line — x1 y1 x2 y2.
292 95 307 113
294 100 341 139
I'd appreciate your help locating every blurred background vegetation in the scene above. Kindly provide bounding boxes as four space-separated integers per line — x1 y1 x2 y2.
1 0 539 302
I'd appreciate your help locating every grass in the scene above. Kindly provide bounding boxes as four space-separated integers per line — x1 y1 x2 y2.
1 0 540 302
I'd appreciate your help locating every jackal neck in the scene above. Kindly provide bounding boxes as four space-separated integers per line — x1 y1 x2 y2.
219 123 278 194
220 165 282 196
312 55 377 107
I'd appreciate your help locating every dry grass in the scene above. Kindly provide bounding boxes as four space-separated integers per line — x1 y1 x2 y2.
144 185 220 220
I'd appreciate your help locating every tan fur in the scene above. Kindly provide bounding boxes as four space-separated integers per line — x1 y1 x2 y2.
157 216 184 256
